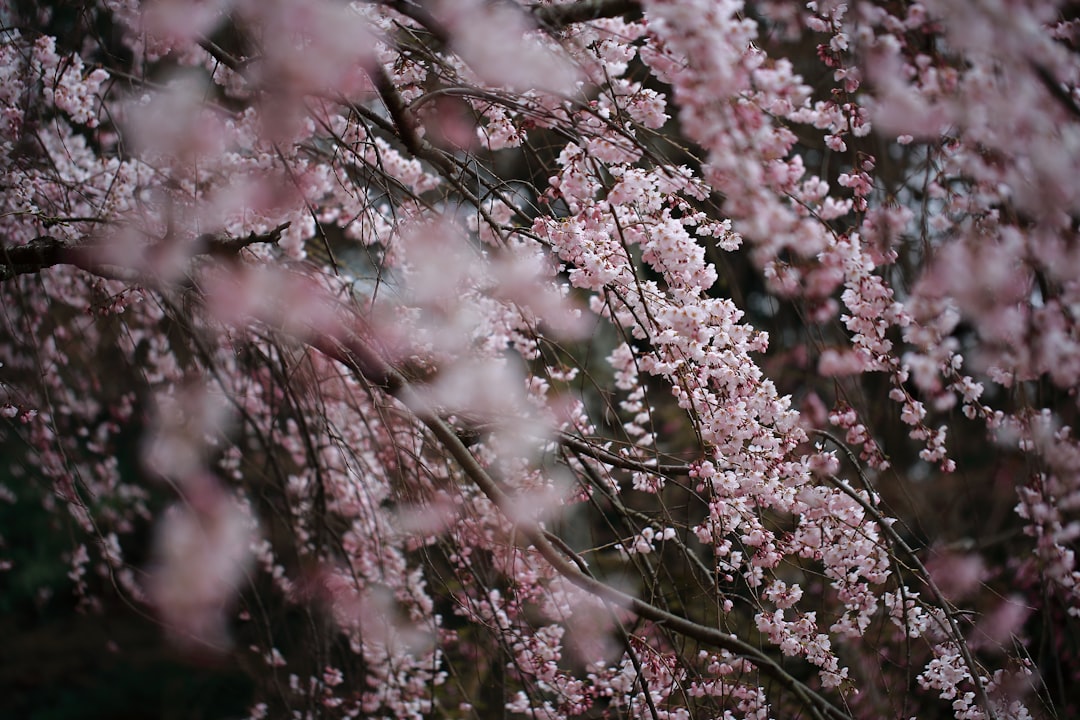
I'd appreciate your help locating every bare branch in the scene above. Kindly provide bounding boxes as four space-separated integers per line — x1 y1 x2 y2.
369 61 425 157
557 430 693 476
0 223 291 282
379 0 451 45
530 0 642 28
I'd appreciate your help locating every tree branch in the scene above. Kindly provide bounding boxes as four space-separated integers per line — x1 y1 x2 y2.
1032 61 1080 121
529 0 641 28
198 38 246 72
379 0 641 38
0 236 93 282
557 430 693 476
380 0 451 45
0 223 291 282
368 61 425 157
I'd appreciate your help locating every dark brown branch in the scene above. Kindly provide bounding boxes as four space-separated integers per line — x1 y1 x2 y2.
0 223 290 282
529 0 641 28
557 431 693 476
379 0 640 39
196 222 292 256
369 61 425 157
198 38 245 72
0 236 93 281
1032 61 1080 121
381 0 451 45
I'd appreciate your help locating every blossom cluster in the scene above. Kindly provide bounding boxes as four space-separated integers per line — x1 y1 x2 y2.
1 1 1078 719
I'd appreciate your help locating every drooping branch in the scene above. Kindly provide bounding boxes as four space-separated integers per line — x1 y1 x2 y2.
408 388 851 720
307 320 853 720
0 223 291 282
811 430 999 720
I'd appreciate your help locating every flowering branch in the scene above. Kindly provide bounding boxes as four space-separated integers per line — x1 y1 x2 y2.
812 431 1000 720
3 1 1074 717
309 319 852 720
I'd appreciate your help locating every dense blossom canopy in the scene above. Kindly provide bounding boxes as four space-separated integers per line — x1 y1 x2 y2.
2 0 1079 718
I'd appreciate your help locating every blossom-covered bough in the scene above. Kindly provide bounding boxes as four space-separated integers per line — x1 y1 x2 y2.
1 0 1077 718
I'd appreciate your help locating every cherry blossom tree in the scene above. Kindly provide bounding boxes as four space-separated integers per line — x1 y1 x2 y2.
1 0 1078 718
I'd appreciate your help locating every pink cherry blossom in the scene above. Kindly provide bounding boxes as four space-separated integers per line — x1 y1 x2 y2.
2 1 1079 719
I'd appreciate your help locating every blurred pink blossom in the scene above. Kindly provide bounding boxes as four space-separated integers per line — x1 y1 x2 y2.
149 474 255 650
